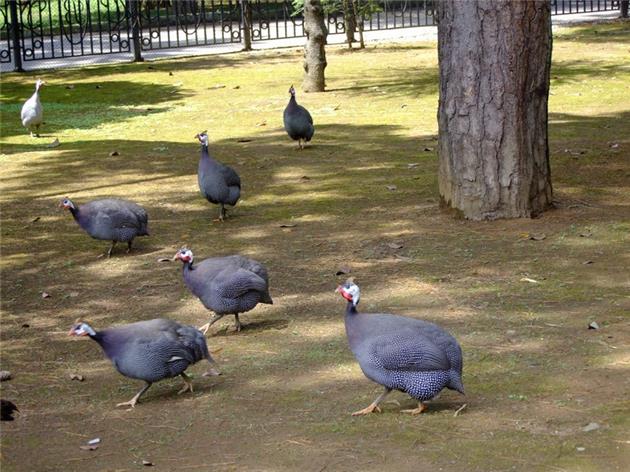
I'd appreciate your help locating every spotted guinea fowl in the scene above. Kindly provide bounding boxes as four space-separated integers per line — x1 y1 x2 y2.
21 79 45 137
174 248 273 333
283 85 314 149
60 197 149 257
68 318 220 408
196 131 241 222
337 280 464 416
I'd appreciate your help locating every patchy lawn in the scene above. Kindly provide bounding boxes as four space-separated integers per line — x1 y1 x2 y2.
1 20 629 472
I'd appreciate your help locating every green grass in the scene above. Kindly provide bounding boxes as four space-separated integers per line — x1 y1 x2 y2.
1 19 629 472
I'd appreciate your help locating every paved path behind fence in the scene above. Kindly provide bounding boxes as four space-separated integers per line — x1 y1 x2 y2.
0 9 621 74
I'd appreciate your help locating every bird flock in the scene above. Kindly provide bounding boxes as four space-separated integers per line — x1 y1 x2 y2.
4 81 465 419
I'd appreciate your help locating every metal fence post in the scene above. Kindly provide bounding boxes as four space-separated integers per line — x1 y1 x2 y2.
8 0 23 72
129 0 144 62
241 0 252 51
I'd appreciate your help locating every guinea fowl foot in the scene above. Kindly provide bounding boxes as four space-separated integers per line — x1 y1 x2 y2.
177 373 194 395
351 403 382 416
401 402 428 416
234 314 242 332
116 398 139 409
198 323 210 335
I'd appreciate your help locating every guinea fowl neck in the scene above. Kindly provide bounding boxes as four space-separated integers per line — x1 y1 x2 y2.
182 260 195 272
345 301 358 316
69 205 80 220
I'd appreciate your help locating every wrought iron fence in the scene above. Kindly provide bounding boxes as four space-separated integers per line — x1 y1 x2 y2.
0 0 622 72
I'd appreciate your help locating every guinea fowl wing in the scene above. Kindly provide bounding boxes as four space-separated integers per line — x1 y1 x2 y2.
370 331 451 372
219 164 241 188
212 267 268 299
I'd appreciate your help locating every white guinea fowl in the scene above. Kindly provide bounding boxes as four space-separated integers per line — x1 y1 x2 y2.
21 79 45 137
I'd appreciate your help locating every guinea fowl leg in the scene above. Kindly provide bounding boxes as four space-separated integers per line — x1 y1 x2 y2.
116 382 152 409
401 401 428 416
177 373 194 395
234 313 242 332
352 387 392 416
126 240 133 253
106 241 116 258
198 314 225 335
217 203 226 222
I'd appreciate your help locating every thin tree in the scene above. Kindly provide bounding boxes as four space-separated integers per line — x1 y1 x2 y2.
437 0 553 220
303 0 328 92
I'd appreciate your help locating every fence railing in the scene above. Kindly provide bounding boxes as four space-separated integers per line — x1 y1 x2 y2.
0 0 622 71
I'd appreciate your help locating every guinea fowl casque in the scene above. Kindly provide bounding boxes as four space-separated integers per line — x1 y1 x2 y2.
337 280 464 416
60 197 149 257
283 85 314 149
21 79 45 137
68 318 220 408
174 248 273 333
196 131 241 222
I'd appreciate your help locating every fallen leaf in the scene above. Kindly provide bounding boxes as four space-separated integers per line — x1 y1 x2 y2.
142 460 154 466
256 121 267 127
579 232 592 238
95 85 102 89
173 82 183 86
423 147 434 152
528 233 546 241
157 257 172 263
47 138 60 148
30 216 40 223
610 143 619 149
168 72 173 76
333 104 340 110
300 175 311 180
336 266 351 276
209 84 226 89
576 447 586 452
70 373 84 381
65 85 75 89
279 224 296 228
21 323 30 328
407 163 420 168
588 321 600 330
233 85 241 89
88 438 101 445
237 138 252 143
147 66 155 69
401 104 407 108
41 292 50 298
582 260 594 265
387 242 403 249
386 185 397 191
520 277 539 284
582 422 600 432
0 371 12 381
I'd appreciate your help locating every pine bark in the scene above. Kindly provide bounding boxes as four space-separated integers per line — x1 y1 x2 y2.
303 0 328 92
437 0 553 220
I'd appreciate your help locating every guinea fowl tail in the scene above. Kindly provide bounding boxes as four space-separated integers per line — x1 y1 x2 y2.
448 371 465 395
261 292 273 304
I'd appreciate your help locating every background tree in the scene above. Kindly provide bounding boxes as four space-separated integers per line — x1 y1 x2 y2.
303 0 328 92
621 0 629 18
436 0 553 220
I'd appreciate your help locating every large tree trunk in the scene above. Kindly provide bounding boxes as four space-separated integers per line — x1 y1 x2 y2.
303 0 328 92
437 0 553 220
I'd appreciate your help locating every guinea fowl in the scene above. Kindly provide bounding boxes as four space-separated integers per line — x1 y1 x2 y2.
337 280 464 416
174 248 273 333
21 79 45 137
60 197 149 257
196 131 241 221
68 318 220 408
283 85 314 149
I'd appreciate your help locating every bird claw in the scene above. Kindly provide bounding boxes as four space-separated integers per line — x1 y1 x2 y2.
351 404 381 416
177 383 193 395
116 400 137 409
198 323 210 335
400 403 427 416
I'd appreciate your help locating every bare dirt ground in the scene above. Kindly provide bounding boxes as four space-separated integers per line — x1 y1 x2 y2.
1 21 629 472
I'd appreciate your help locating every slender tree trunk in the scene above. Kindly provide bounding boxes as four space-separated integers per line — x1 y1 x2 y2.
437 0 553 220
343 0 357 47
352 0 365 49
621 0 629 18
303 0 328 92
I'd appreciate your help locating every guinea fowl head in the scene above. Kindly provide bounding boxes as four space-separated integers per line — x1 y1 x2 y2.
174 248 194 264
337 278 360 307
35 79 46 91
59 197 76 211
195 131 209 147
288 85 296 97
68 320 96 337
